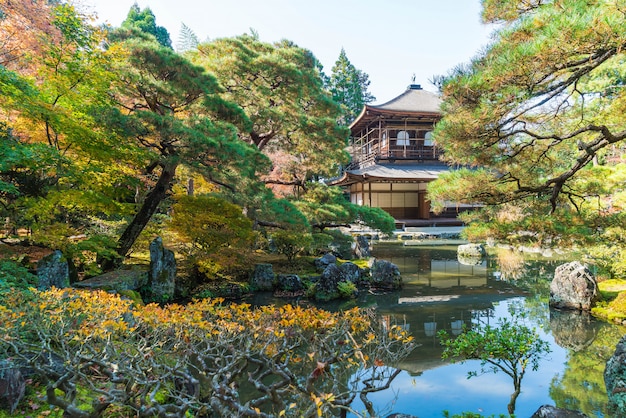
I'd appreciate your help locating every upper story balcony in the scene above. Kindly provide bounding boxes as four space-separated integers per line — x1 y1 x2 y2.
346 84 444 170
347 128 443 169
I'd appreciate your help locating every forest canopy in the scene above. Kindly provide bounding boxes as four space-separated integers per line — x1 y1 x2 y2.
0 1 391 277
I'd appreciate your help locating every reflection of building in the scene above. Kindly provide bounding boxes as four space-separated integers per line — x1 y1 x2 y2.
331 84 476 227
368 244 526 375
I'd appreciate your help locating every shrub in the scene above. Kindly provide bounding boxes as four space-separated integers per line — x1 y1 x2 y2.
271 230 313 261
337 280 357 299
0 260 37 300
0 288 415 417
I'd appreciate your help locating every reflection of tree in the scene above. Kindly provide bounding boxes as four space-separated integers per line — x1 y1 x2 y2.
489 249 561 298
496 248 527 281
550 325 623 416
514 295 552 334
348 366 403 417
439 312 551 414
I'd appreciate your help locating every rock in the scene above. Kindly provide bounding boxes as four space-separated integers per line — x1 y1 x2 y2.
37 250 70 290
251 263 275 291
0 360 25 414
73 267 148 293
315 253 337 271
531 405 588 417
276 274 303 292
386 414 419 418
457 243 485 258
457 254 483 266
316 264 345 301
354 235 371 259
370 259 402 290
149 237 176 302
339 262 362 284
605 335 626 416
549 261 598 311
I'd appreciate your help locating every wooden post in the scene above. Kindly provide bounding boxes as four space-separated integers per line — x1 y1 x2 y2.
418 191 430 219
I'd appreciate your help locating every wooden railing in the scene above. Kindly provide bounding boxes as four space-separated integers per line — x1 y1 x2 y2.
349 145 442 168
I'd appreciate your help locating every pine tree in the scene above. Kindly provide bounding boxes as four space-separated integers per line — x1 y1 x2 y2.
121 3 172 49
328 48 375 125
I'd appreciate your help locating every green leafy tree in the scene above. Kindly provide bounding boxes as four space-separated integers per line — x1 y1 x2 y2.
167 194 255 279
429 0 626 265
328 47 376 125
189 34 350 191
439 314 551 414
293 183 395 234
434 0 626 210
0 3 133 252
102 28 262 262
121 3 172 49
271 230 313 261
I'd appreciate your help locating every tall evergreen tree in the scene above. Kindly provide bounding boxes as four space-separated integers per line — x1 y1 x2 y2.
103 28 260 262
121 3 172 49
176 22 199 52
328 48 375 125
190 35 349 192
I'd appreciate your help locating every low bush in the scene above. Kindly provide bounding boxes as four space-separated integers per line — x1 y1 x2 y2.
0 288 415 417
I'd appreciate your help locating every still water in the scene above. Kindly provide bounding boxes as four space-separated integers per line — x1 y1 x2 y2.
351 243 625 417
256 243 625 417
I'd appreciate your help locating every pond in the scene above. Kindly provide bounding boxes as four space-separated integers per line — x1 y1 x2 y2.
256 242 626 417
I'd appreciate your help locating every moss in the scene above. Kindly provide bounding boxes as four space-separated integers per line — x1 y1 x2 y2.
117 289 144 306
598 279 626 300
338 257 370 270
337 281 357 299
592 286 626 323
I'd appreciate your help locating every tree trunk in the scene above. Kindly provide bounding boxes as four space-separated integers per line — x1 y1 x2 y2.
508 379 522 415
110 160 178 267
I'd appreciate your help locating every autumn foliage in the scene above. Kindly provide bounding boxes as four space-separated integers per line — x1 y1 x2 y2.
0 288 414 417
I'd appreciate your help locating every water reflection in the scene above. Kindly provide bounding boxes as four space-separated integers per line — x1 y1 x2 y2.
349 243 625 417
360 244 529 377
252 243 626 416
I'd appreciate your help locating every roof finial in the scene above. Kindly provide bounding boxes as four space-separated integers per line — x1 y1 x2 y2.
408 74 422 90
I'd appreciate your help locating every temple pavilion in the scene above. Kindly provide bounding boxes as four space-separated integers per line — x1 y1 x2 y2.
331 83 472 227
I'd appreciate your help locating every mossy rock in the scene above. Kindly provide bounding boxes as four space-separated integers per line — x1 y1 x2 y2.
73 266 149 293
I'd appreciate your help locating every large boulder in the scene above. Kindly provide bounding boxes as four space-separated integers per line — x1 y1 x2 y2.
149 237 176 302
37 250 70 290
531 405 588 417
370 259 402 290
316 264 344 301
354 235 371 259
315 253 337 271
0 360 25 414
457 243 486 258
605 335 626 416
251 263 275 291
73 267 149 293
339 262 362 284
549 261 598 311
276 274 303 292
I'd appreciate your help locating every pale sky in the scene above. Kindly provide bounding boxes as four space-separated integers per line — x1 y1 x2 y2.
81 0 495 104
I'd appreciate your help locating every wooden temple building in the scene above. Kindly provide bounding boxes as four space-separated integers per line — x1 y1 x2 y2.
331 84 471 227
